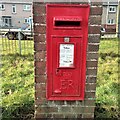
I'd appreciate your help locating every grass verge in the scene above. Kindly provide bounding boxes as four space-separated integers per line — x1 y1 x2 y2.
0 37 34 119
95 38 120 118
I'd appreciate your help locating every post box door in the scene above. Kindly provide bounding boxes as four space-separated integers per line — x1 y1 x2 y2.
47 36 85 100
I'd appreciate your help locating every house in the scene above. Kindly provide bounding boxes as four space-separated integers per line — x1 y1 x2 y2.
101 0 119 34
0 0 119 34
0 0 32 29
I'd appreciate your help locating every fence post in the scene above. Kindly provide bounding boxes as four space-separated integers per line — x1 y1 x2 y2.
18 31 22 55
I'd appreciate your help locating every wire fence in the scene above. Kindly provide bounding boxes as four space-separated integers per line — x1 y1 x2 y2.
0 31 34 56
0 31 119 56
101 32 119 39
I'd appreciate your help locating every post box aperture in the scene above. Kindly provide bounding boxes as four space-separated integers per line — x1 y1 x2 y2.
54 16 82 28
46 4 90 100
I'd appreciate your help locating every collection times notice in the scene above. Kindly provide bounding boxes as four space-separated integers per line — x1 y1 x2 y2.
59 44 74 67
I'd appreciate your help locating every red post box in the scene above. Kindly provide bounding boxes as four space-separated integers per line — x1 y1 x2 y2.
46 4 90 100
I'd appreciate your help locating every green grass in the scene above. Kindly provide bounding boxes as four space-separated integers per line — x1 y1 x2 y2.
0 38 34 119
0 37 119 119
95 38 120 118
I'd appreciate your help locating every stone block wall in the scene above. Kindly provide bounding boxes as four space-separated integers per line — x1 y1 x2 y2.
33 0 102 118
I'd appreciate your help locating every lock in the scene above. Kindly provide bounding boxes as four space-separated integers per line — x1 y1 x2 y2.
64 37 70 42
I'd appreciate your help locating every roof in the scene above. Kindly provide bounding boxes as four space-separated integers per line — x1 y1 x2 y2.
0 0 32 4
0 0 118 5
102 0 118 5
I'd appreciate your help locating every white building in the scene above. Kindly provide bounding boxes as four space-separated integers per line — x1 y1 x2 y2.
102 0 119 33
0 0 32 29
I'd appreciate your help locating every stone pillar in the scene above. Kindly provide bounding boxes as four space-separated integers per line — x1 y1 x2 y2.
33 0 102 119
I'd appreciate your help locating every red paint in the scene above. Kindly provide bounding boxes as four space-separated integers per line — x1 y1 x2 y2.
46 4 90 100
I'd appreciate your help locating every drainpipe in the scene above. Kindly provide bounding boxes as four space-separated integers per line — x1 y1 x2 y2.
116 2 118 33
106 1 109 33
117 1 120 37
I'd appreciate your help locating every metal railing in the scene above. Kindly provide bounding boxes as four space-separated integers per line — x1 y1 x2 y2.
0 31 34 55
0 30 119 56
101 32 119 39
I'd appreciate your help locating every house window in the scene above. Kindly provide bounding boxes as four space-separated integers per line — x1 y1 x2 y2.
109 6 116 12
2 16 12 27
0 4 5 10
23 5 31 11
24 18 28 23
12 5 16 13
24 17 32 26
108 19 115 24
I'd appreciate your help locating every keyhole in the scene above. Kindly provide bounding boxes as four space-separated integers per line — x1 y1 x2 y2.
56 69 59 75
56 69 62 76
56 69 59 73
